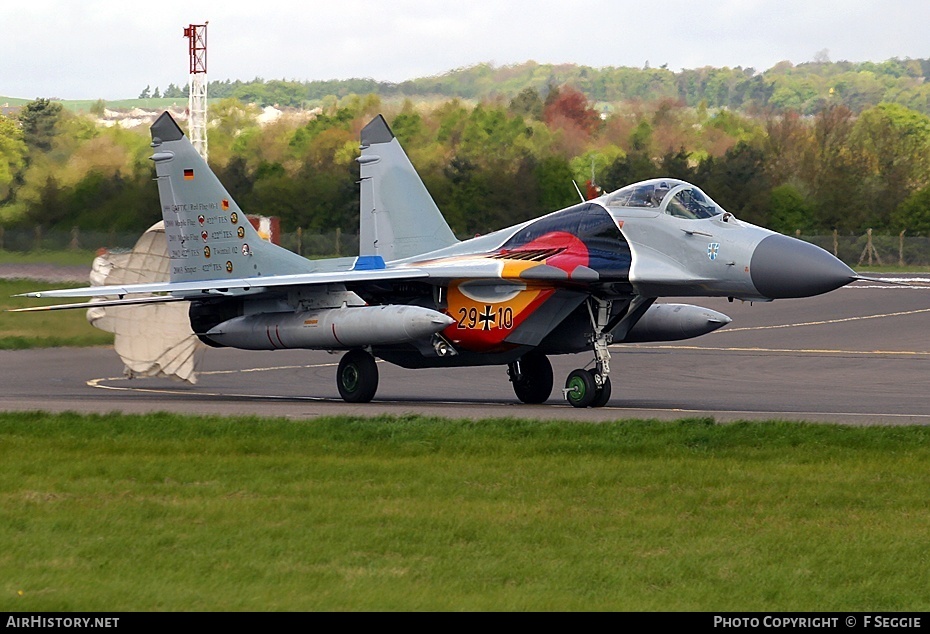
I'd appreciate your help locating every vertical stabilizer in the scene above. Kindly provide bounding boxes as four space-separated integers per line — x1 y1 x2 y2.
149 112 313 283
358 115 458 261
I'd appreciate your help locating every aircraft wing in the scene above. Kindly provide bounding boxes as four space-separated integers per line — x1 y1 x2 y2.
17 266 433 301
17 249 612 306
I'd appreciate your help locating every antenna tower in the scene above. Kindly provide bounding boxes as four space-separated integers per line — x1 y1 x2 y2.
183 23 208 161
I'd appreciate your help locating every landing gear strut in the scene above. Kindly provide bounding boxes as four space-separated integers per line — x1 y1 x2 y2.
508 351 553 404
563 297 613 408
562 296 653 408
337 349 379 403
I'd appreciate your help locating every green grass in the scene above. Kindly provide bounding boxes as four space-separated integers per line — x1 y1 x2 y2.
854 264 930 274
2 412 929 611
0 279 113 348
0 249 98 267
1 96 211 113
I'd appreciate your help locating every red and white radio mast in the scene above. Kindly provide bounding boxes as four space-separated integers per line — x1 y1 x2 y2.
183 22 208 161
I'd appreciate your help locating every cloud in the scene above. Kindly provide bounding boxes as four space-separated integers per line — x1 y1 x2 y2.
1 0 929 100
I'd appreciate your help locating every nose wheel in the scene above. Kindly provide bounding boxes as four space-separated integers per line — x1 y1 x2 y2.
563 369 612 408
561 296 652 408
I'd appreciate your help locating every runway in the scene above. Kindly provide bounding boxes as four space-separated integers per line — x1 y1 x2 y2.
3 277 930 424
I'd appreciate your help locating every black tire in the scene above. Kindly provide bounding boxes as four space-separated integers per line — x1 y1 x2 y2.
564 369 596 408
337 349 379 403
511 352 553 404
590 375 612 408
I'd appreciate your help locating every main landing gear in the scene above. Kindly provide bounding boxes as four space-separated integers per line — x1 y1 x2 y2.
508 351 553 404
337 349 379 403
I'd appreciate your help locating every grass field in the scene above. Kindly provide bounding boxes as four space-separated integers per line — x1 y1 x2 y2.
0 249 99 267
2 412 929 611
0 280 113 349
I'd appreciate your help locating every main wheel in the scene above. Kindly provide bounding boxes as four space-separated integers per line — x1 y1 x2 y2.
565 369 596 408
590 375 612 408
337 349 379 403
510 352 553 404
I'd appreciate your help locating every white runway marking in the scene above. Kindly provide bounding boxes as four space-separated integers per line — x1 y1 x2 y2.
710 308 930 333
620 344 930 356
87 362 340 398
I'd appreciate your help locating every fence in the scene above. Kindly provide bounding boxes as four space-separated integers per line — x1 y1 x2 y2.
798 230 930 268
1 226 929 268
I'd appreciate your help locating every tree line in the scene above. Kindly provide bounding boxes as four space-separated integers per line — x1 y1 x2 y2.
2 82 930 243
140 57 930 116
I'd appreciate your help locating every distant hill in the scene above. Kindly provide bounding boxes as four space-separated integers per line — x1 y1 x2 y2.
5 58 930 115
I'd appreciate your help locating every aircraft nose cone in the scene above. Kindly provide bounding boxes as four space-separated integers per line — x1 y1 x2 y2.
750 234 856 299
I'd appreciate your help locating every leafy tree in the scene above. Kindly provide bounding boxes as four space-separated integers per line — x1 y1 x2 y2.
768 183 815 234
803 105 871 232
152 87 161 99
206 99 261 168
543 85 600 135
336 93 382 121
535 155 577 211
390 107 428 148
213 156 253 206
891 184 930 234
18 99 63 153
442 156 488 234
289 107 355 158
163 83 185 98
51 171 157 231
658 148 695 182
458 105 533 167
509 87 544 120
0 115 27 201
629 120 653 154
434 99 470 147
850 103 930 227
694 141 771 226
764 110 811 186
569 147 625 193
138 85 151 99
706 109 763 143
651 98 697 155
601 152 658 191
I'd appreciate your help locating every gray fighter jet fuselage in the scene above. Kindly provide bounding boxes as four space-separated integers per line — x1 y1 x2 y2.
19 113 856 408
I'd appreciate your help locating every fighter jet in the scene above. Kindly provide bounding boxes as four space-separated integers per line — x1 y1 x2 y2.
18 112 857 407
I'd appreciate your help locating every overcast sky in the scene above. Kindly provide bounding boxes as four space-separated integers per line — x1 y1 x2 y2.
3 0 930 100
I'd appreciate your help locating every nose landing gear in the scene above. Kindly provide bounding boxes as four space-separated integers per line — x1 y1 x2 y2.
562 296 653 408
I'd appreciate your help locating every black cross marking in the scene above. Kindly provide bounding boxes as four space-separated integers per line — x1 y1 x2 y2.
478 305 496 331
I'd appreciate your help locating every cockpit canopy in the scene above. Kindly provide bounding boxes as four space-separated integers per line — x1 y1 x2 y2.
603 178 724 220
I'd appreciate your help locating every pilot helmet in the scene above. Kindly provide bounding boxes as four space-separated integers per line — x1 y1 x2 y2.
654 182 671 204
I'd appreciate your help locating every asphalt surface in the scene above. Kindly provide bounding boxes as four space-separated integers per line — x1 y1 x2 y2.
3 276 930 424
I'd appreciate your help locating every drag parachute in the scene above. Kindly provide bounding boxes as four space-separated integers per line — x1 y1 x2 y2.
87 221 203 383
